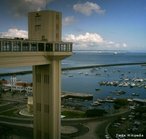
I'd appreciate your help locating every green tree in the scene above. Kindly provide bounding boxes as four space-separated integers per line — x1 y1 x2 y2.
114 99 128 109
85 109 107 117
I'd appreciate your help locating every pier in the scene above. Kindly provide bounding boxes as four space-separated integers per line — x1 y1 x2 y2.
133 98 146 103
61 91 93 100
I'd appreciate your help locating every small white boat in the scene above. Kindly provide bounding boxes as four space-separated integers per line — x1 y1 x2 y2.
91 100 101 106
130 83 136 87
114 51 118 55
132 93 139 96
85 72 88 75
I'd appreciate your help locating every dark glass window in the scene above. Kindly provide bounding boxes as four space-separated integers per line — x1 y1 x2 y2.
13 41 21 51
31 43 37 51
46 43 53 51
22 42 29 51
38 43 44 51
1 41 12 51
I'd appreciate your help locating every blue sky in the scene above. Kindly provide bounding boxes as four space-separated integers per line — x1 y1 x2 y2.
0 0 146 51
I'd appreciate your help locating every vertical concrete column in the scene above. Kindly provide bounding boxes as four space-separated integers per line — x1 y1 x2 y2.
33 59 61 139
48 59 61 139
20 41 23 52
29 42 31 51
11 41 13 52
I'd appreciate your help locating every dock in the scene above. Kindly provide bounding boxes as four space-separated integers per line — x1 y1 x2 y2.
133 98 146 103
61 91 93 100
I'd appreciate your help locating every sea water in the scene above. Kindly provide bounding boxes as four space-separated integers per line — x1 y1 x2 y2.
1 51 146 102
61 51 146 109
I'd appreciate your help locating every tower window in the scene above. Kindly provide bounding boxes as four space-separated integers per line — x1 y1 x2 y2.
35 13 41 31
35 13 41 25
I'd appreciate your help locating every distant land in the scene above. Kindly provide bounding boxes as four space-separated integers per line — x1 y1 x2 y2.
73 50 146 53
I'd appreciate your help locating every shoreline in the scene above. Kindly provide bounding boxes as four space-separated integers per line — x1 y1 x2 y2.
0 62 146 76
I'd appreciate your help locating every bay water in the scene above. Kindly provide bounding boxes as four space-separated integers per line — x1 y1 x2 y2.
1 51 146 104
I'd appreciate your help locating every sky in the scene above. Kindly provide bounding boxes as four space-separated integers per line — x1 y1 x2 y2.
0 0 146 51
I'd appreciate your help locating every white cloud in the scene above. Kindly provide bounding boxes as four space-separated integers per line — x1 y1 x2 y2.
115 43 120 48
64 32 104 43
63 32 128 50
123 43 127 48
108 41 115 45
63 32 104 50
0 28 28 39
73 1 105 16
63 16 76 26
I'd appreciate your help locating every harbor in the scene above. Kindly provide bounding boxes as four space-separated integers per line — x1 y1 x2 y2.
0 52 146 111
99 78 146 89
1 63 146 110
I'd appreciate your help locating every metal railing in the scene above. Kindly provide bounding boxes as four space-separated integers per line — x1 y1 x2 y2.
0 38 72 52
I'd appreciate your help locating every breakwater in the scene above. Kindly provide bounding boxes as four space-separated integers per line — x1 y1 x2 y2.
62 62 146 70
0 71 32 76
0 62 146 76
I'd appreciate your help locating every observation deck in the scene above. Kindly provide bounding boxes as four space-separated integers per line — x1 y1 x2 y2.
0 38 72 67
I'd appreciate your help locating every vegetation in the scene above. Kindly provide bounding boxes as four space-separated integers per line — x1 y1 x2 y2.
85 109 107 117
63 106 109 119
113 98 128 109
62 110 85 118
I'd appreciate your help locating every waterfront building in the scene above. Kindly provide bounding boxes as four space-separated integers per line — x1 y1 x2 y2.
10 76 17 87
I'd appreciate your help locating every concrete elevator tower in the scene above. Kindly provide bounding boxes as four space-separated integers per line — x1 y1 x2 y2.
0 9 72 139
28 10 72 139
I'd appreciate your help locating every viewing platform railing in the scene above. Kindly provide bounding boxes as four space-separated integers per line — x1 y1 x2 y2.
0 38 72 52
